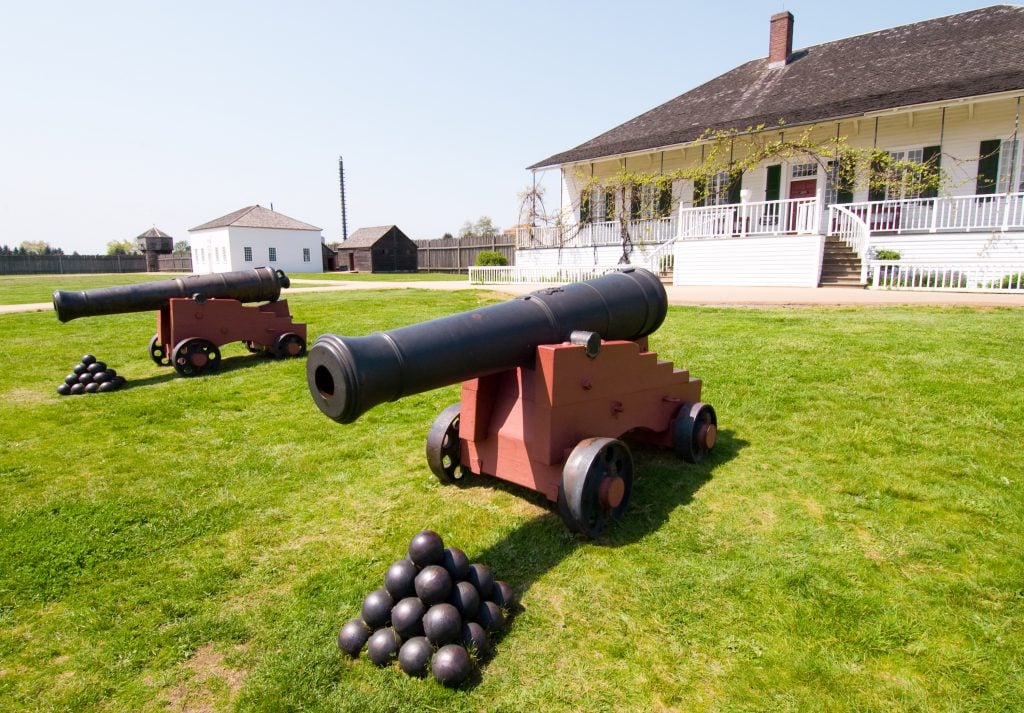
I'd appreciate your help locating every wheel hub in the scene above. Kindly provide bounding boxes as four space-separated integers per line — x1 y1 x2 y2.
598 475 626 509
699 423 717 450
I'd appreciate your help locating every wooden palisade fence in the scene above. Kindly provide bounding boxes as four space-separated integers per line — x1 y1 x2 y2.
416 235 515 273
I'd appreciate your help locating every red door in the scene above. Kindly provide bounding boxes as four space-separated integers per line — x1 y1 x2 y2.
788 179 817 231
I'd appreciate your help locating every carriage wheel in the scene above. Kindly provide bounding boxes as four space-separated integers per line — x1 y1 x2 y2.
148 334 171 366
273 332 307 359
557 437 633 538
172 339 221 377
674 402 717 463
426 403 467 484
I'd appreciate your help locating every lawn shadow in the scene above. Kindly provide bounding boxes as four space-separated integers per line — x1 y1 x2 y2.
121 353 286 389
454 429 746 686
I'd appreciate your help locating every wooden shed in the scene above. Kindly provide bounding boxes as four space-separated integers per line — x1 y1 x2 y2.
339 225 418 272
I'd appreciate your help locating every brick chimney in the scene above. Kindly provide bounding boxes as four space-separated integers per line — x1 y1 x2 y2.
769 11 794 68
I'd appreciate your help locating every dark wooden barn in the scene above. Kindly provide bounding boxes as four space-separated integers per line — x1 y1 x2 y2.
339 225 418 273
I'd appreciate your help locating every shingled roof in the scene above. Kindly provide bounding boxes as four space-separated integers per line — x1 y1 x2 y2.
531 5 1024 169
189 205 321 232
343 226 400 248
135 227 172 240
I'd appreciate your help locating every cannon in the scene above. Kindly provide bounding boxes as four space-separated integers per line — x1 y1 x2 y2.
307 268 716 536
54 267 307 377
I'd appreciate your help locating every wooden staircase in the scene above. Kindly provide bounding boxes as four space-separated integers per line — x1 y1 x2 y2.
819 236 864 287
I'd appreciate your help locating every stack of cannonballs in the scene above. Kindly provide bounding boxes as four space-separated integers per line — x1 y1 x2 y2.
57 354 126 396
337 530 514 687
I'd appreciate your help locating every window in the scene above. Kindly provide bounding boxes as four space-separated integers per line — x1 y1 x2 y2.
825 157 855 205
601 187 616 221
996 139 1024 193
244 246 253 262
579 190 591 223
871 147 939 200
699 171 737 206
791 163 818 178
268 247 277 262
303 248 311 262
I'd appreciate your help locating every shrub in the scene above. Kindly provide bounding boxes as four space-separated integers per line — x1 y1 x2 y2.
873 248 901 260
475 251 508 267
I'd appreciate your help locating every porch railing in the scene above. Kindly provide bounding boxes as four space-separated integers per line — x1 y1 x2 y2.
677 197 818 239
842 193 1024 234
515 218 675 249
636 239 675 277
869 261 1024 291
829 205 871 283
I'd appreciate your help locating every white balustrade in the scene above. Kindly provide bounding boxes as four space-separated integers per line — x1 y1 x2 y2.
676 197 819 239
869 262 1024 291
468 265 625 285
842 193 1024 234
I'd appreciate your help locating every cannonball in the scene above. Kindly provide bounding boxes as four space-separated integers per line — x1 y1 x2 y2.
415 565 452 605
360 588 394 630
432 644 473 687
476 600 505 632
87 361 107 375
57 383 71 396
490 580 515 608
64 373 78 385
462 621 489 657
84 382 99 393
441 547 470 581
448 580 480 619
366 627 402 667
72 363 88 375
384 559 418 600
407 530 445 568
77 372 93 384
337 618 370 657
423 603 462 646
391 596 426 640
466 563 494 599
112 376 126 388
92 371 112 384
105 368 117 379
69 383 85 395
98 381 116 393
397 636 433 678
80 354 96 366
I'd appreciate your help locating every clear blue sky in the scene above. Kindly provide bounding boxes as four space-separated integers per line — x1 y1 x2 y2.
0 0 992 254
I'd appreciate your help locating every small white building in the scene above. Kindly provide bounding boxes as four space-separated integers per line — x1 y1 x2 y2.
188 205 323 275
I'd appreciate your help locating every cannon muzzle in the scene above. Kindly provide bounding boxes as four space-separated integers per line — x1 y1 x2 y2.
53 267 291 322
307 267 668 424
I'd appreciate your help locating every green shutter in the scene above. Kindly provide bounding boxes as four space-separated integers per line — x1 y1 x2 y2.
693 178 706 207
727 171 743 205
837 156 854 203
976 139 1001 195
657 185 672 217
580 190 591 223
921 145 941 199
630 185 642 219
765 164 781 202
868 156 887 201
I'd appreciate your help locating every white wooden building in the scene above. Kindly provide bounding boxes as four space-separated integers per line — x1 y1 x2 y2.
512 6 1024 292
188 205 323 275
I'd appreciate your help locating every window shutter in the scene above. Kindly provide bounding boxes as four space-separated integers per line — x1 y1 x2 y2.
630 185 642 219
765 165 781 202
693 178 706 207
580 190 591 223
868 156 887 201
656 184 672 217
976 139 1001 195
921 145 941 199
727 171 743 205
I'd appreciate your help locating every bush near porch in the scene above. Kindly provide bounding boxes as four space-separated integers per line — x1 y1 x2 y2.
0 284 1021 712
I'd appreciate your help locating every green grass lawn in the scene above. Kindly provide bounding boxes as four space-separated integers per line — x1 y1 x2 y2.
0 287 1021 712
0 273 188 305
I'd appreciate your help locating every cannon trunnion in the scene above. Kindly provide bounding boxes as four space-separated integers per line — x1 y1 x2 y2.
54 267 307 377
306 268 716 536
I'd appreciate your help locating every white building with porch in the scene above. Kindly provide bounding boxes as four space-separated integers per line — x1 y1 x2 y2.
510 6 1024 293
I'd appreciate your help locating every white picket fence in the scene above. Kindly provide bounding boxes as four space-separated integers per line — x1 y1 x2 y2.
468 265 624 285
869 262 1024 291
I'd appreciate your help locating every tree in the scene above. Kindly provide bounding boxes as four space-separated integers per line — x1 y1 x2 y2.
20 240 52 255
458 217 500 241
173 240 191 254
106 240 136 256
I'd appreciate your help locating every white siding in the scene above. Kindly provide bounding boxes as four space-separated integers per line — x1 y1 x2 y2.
674 235 825 287
189 226 322 275
872 232 1024 263
515 246 623 268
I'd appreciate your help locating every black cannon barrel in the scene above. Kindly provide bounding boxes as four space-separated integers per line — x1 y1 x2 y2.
53 267 291 322
307 267 667 424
